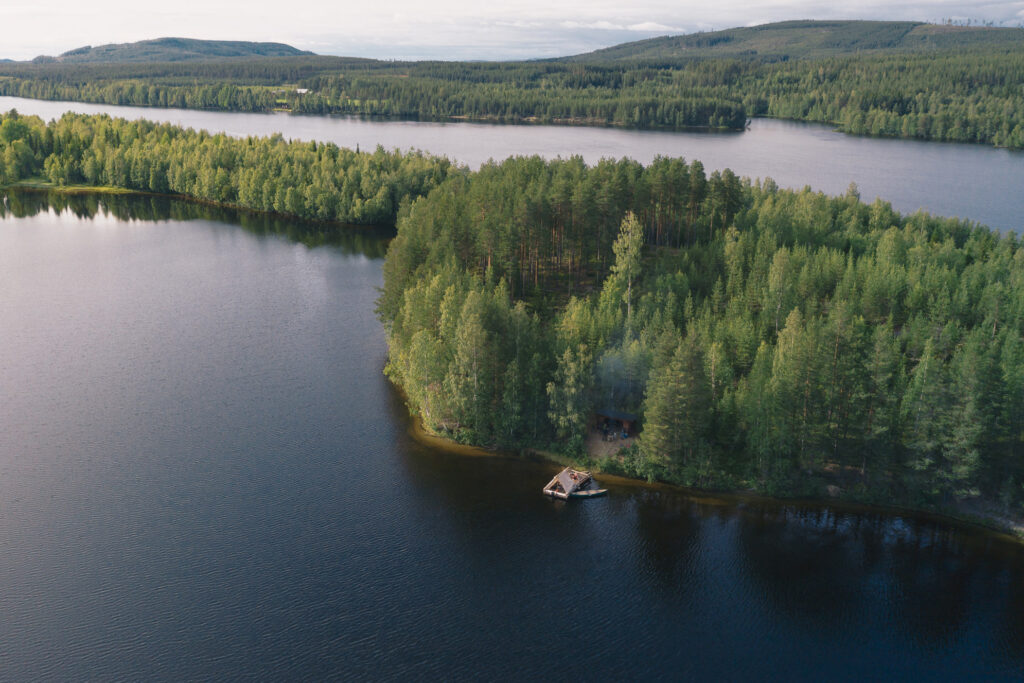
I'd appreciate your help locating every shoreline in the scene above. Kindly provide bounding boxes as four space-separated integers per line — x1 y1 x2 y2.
1 93 1019 151
3 181 397 232
402 398 1024 545
0 91 743 134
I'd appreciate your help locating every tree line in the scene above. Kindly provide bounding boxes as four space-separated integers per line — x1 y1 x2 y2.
739 49 1024 148
0 60 747 130
379 154 1024 515
2 47 1023 145
0 110 455 225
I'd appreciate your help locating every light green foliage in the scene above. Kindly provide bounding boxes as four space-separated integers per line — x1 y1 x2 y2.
610 211 644 326
447 292 493 436
0 110 454 226
547 345 594 451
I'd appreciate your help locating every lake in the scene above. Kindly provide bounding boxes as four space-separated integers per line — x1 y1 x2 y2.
1 95 1022 233
1 191 1022 679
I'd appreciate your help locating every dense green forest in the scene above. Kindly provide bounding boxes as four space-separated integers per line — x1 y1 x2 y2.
0 58 747 130
0 110 454 225
2 41 1023 146
3 109 1022 518
378 155 1024 516
2 22 1024 146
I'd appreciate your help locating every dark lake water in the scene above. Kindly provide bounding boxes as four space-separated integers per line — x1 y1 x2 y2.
1 192 1022 679
1 95 1023 233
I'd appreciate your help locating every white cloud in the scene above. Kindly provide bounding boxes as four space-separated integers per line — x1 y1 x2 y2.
560 21 627 30
627 22 686 32
1 1 1023 61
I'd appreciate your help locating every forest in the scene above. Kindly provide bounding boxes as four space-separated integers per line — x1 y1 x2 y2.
0 110 454 225
1 44 1023 146
378 154 1024 516
2 109 1022 518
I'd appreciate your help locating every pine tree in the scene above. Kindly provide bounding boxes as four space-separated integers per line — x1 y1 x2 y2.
609 211 644 330
858 319 902 484
447 291 494 440
901 338 951 495
640 338 711 482
546 345 593 452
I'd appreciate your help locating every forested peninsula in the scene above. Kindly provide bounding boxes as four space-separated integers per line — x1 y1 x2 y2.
1 21 1024 147
378 157 1024 522
2 109 1022 526
0 110 454 224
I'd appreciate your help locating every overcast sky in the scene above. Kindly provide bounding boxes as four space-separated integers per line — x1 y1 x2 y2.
3 1 1023 61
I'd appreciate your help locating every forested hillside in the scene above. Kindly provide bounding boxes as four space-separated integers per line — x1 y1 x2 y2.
379 155 1024 514
564 20 1024 61
35 38 313 64
1 21 1023 146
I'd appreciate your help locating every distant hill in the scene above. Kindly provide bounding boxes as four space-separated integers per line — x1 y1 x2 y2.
33 37 314 64
563 20 1024 62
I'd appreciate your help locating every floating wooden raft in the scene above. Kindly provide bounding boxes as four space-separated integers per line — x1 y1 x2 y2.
543 467 608 499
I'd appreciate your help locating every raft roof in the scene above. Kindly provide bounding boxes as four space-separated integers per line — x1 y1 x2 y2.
557 470 578 494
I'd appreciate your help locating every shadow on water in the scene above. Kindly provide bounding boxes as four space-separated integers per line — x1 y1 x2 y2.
0 188 393 257
735 503 1024 663
627 489 704 591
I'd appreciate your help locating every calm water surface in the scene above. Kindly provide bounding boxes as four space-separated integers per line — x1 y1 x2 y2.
1 193 1022 679
1 95 1022 233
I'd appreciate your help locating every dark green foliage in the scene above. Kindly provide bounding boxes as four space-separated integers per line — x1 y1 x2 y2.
640 335 711 482
39 38 314 64
380 154 1024 513
0 110 454 225
740 50 1024 148
562 20 1024 61
0 58 746 131
2 21 1024 146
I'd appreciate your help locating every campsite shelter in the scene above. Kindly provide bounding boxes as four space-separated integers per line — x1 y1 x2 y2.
595 408 638 435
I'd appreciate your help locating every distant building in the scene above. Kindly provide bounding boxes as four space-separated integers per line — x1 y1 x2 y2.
595 408 638 436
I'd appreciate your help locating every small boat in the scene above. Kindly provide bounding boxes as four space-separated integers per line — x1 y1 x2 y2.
543 467 606 500
569 488 608 498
